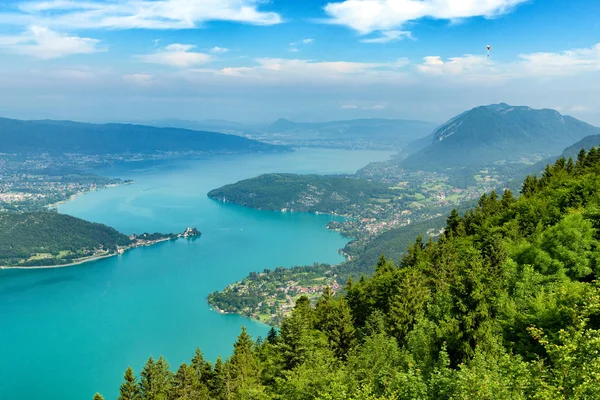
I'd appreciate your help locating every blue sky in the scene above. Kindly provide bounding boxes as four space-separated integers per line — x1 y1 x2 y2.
0 0 598 125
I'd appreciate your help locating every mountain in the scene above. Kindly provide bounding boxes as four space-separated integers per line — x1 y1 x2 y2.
0 117 289 155
561 134 600 159
262 118 438 149
137 118 263 135
401 103 600 169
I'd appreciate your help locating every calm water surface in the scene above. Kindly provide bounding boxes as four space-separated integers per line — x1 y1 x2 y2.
0 148 393 400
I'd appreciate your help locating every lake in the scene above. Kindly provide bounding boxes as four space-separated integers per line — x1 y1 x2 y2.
0 148 393 400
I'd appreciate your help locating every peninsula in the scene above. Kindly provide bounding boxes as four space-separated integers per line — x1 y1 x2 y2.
0 212 201 269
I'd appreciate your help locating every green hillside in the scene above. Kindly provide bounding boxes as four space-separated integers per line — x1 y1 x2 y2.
102 147 600 399
0 117 289 155
0 212 131 266
402 103 599 169
207 173 396 214
561 134 600 159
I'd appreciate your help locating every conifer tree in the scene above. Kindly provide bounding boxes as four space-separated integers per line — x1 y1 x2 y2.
191 348 213 386
140 356 157 400
227 326 265 398
266 327 278 344
93 393 104 400
119 366 141 400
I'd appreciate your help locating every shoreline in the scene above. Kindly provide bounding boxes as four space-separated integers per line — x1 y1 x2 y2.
0 236 180 271
45 182 127 210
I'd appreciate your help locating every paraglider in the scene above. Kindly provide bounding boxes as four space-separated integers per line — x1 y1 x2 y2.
487 45 491 57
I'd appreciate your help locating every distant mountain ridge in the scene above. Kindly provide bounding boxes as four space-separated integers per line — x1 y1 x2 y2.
263 118 438 149
0 117 289 155
401 103 600 169
561 134 600 159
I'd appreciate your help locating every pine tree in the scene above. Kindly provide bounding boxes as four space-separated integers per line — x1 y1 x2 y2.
140 356 157 400
154 356 173 399
314 288 356 359
210 356 227 400
93 393 104 400
191 348 213 386
119 367 141 400
227 326 265 398
266 327 278 344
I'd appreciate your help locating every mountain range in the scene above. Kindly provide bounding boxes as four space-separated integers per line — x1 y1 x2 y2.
401 103 600 169
260 118 438 149
0 117 288 155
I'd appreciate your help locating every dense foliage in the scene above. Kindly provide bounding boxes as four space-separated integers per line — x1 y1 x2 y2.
101 148 600 399
0 117 289 155
0 212 131 266
403 103 599 169
208 173 396 214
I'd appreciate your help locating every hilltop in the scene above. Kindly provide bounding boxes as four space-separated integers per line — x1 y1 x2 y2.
402 103 600 169
207 173 396 214
0 117 289 155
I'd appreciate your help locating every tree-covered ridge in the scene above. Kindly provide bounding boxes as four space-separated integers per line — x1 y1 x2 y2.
0 117 290 155
102 148 600 399
207 173 396 214
0 211 132 266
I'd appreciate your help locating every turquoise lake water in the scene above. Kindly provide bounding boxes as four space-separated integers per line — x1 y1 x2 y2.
0 148 393 400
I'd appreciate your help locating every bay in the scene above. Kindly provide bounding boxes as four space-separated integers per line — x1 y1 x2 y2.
0 148 393 400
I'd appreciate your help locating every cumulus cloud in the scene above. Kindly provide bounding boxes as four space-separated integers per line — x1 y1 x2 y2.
302 38 315 44
3 0 282 29
137 44 211 68
324 0 527 36
519 44 600 76
210 46 229 54
0 25 104 59
417 43 600 84
361 30 413 43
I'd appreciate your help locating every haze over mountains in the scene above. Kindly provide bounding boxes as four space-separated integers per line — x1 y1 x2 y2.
401 103 600 169
0 117 288 155
260 118 437 149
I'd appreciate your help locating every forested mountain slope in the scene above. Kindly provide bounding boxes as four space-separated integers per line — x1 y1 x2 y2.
102 147 600 399
0 212 131 266
0 117 288 155
402 103 599 169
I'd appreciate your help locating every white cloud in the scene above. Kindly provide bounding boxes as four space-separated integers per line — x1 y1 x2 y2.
324 0 527 36
519 44 600 76
210 46 229 54
124 73 154 86
416 43 600 84
137 44 211 68
0 25 103 59
361 30 412 43
289 38 315 52
341 104 385 110
4 0 282 29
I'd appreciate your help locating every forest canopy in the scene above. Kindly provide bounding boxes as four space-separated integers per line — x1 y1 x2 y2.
103 147 600 399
